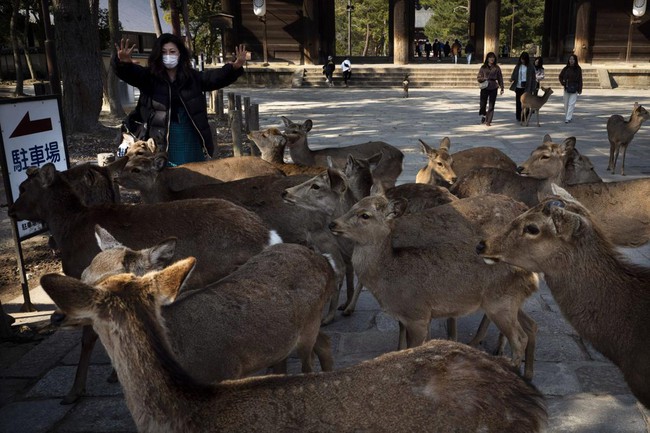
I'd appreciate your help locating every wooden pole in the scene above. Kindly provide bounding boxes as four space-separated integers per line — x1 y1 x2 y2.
249 103 260 156
216 89 224 119
231 110 243 157
243 96 251 132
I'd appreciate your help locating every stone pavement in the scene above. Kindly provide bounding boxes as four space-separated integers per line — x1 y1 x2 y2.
2 87 650 432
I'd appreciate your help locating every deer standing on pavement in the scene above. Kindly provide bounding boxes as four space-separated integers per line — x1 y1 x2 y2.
477 188 650 409
520 87 554 127
41 259 548 433
607 102 650 175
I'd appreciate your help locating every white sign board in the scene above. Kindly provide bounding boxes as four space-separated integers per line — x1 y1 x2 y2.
0 96 68 239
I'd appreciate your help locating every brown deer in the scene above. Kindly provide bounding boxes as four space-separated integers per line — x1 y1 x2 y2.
329 193 539 379
41 260 548 433
477 188 650 409
518 134 601 185
247 127 327 176
81 231 335 380
520 87 554 127
8 163 279 403
452 137 650 247
415 138 517 187
281 116 404 189
607 102 650 175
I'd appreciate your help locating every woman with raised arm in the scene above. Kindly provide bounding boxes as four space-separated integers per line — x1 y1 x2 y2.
114 34 246 165
476 52 504 127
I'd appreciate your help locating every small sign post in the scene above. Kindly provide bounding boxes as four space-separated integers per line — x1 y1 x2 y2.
0 95 69 311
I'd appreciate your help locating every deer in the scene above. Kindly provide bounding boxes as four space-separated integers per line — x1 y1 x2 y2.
520 86 554 127
79 229 335 382
607 102 650 175
281 116 404 189
451 137 650 247
518 134 601 185
402 73 410 98
477 187 650 409
247 127 327 176
415 137 517 187
329 193 538 379
8 163 280 404
40 260 548 433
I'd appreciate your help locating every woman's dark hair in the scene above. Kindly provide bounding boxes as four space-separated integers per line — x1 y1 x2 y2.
566 54 580 67
483 52 498 67
148 33 192 81
534 56 544 68
519 52 530 65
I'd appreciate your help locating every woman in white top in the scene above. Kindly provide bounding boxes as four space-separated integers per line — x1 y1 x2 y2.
341 57 352 87
509 52 536 122
533 57 545 95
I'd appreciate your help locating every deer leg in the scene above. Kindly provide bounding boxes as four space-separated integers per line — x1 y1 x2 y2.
398 321 407 350
321 284 339 325
446 317 457 341
612 146 621 175
621 144 628 176
338 261 355 310
342 280 363 316
486 310 528 372
404 319 430 348
536 110 540 127
607 140 616 171
518 309 538 380
270 359 288 375
61 325 98 404
468 314 491 346
313 331 334 372
297 321 321 374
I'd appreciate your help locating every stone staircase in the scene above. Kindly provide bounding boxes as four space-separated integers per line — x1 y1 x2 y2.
301 65 606 89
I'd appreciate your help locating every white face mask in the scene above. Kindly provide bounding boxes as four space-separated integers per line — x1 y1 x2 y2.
162 55 179 69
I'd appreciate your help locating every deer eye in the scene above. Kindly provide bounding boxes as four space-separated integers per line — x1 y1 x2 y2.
310 184 320 190
436 162 444 167
360 213 370 220
131 168 141 174
523 224 540 235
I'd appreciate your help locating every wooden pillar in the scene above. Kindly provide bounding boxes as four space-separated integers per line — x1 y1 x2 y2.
221 0 240 58
542 0 554 58
303 0 318 65
392 0 409 65
483 0 500 58
574 0 593 63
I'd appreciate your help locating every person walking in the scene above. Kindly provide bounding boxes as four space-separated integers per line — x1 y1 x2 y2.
323 55 335 87
444 41 451 58
341 57 352 87
451 39 462 64
509 52 536 122
533 56 545 95
113 34 246 166
559 54 583 123
477 52 505 127
424 40 432 59
465 40 475 64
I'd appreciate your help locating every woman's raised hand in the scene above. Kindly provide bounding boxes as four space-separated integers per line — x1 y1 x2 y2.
232 44 247 69
115 38 136 63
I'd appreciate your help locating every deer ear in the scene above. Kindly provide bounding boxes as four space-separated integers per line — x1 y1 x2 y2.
153 153 168 171
634 102 639 109
386 198 408 220
302 119 313 133
542 134 552 143
40 274 99 320
550 183 579 204
146 257 196 304
123 133 135 144
367 151 383 170
148 238 177 269
370 180 386 197
146 138 157 153
561 137 576 152
418 139 432 155
94 225 124 251
550 208 586 241
281 116 291 127
39 163 58 187
327 169 348 194
439 137 451 151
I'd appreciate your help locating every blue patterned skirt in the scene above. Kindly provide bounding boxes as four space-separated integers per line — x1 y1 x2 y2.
167 108 206 166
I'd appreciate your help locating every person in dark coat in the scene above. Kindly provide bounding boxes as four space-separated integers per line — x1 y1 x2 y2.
323 55 335 87
509 52 537 122
559 54 583 123
114 33 245 166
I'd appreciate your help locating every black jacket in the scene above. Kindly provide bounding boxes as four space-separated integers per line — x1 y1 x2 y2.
114 58 243 157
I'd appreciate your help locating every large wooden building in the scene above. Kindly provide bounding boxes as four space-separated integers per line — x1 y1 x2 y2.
220 0 650 65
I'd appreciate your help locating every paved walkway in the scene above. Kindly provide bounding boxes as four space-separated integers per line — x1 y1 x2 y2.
2 87 650 432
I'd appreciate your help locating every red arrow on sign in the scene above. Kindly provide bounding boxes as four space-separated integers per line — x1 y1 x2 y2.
10 112 53 138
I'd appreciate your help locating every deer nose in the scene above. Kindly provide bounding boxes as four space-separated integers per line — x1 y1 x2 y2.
476 240 487 255
516 166 524 174
328 222 338 231
281 190 288 198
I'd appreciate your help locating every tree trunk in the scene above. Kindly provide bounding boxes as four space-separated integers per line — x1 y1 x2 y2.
52 0 104 133
150 0 163 37
392 0 409 65
181 0 193 52
170 0 182 36
362 22 371 57
22 3 36 80
107 0 125 117
11 0 25 96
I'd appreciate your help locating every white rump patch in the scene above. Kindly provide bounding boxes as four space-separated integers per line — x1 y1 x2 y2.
322 253 338 275
268 230 283 246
